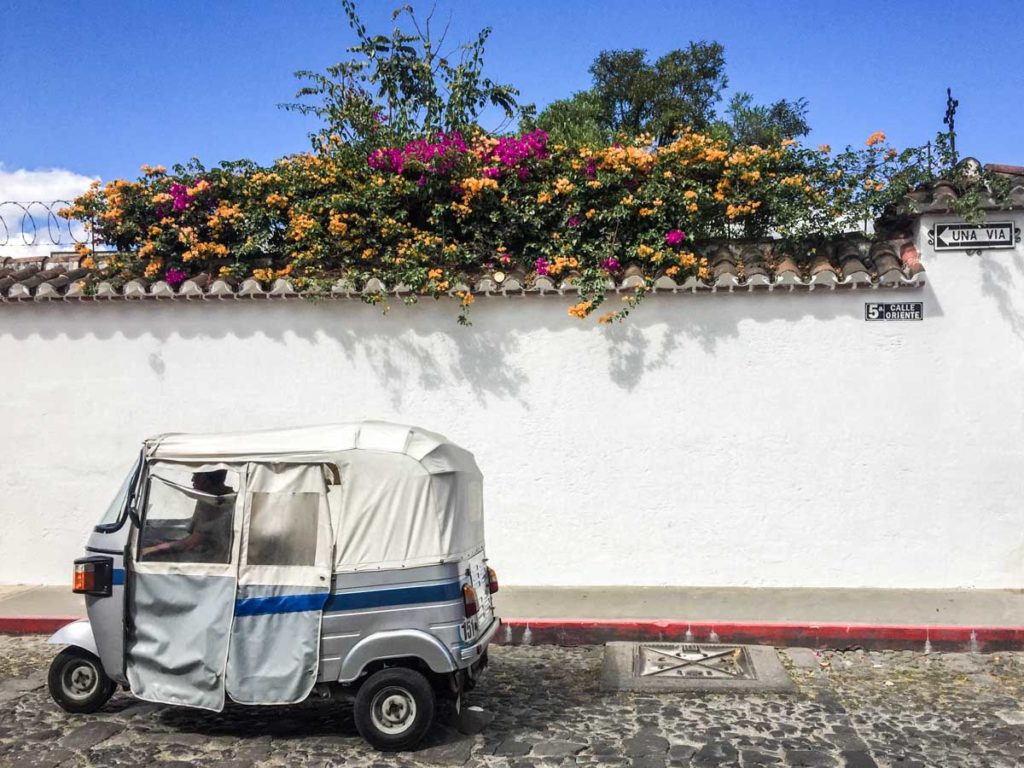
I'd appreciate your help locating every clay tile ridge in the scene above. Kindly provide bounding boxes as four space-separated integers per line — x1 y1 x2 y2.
984 163 1024 177
1 237 926 304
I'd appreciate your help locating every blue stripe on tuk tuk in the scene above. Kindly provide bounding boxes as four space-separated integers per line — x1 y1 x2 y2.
234 592 330 617
232 581 462 617
324 581 463 612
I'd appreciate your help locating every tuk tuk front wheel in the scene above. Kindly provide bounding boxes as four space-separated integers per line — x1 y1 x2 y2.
47 647 116 714
354 667 436 751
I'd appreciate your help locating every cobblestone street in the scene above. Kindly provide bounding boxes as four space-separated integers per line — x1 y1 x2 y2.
1 636 1022 767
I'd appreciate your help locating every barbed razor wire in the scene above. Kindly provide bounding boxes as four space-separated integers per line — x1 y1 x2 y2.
0 200 93 250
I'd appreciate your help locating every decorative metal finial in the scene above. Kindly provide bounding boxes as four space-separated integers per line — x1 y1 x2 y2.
943 87 959 163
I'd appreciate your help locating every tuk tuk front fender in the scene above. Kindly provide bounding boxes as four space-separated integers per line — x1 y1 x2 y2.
338 629 456 683
47 619 99 657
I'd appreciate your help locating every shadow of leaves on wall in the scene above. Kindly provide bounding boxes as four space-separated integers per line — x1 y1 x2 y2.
2 289 890 405
980 251 1024 338
331 325 529 409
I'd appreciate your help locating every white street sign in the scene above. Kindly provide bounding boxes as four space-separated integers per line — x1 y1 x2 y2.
933 222 1016 250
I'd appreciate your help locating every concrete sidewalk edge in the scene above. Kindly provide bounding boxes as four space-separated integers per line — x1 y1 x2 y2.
5 615 1023 652
495 618 1024 652
0 617 73 635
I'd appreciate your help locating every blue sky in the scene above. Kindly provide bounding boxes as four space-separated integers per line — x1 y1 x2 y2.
2 0 1022 193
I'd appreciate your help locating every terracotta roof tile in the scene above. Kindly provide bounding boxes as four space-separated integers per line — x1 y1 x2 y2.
0 236 925 304
984 163 1024 177
896 159 1024 214
743 263 770 280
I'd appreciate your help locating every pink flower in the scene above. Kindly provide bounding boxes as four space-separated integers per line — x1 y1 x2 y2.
484 130 549 167
567 216 581 228
368 147 404 173
499 254 511 265
601 257 620 272
165 268 187 287
169 183 190 212
535 257 549 276
482 166 500 179
367 131 469 176
665 229 686 246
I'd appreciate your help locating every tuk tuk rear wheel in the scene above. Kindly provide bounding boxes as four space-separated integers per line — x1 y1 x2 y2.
354 667 435 751
47 647 116 714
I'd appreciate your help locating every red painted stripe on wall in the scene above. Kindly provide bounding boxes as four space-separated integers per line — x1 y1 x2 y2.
4 614 1023 652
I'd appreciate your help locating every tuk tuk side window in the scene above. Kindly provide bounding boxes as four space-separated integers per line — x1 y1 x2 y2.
138 465 239 565
94 457 142 532
246 492 319 567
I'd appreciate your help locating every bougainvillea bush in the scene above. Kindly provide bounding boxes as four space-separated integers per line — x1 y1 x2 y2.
61 128 937 323
59 2 998 323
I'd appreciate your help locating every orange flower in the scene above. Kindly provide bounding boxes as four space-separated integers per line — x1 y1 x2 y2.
866 131 886 147
568 300 593 319
328 213 349 236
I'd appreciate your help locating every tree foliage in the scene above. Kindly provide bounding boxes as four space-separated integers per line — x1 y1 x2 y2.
534 91 610 147
282 0 533 147
537 42 812 148
726 92 810 147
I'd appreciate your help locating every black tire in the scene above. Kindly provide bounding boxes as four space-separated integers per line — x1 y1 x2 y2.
353 667 436 751
47 647 116 714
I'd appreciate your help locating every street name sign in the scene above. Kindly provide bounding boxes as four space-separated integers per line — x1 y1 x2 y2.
933 222 1014 250
865 302 923 321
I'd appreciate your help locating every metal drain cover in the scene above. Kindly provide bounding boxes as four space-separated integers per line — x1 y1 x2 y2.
635 643 755 680
602 642 796 693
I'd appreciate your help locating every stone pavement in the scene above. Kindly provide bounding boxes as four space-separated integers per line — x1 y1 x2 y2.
1 635 1023 767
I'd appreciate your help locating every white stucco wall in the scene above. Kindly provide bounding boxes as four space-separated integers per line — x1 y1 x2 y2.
1 211 1022 588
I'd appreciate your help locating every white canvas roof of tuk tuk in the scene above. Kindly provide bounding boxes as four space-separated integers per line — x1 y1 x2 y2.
144 421 485 571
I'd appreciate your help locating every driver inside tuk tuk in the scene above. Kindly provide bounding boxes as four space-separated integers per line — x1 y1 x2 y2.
141 470 235 563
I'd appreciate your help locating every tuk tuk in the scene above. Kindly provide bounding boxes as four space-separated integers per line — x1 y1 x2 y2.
47 421 499 751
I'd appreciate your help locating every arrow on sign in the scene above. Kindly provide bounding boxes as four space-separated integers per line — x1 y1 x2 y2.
934 222 1016 250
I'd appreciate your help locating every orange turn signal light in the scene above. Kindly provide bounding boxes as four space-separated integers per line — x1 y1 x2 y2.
72 557 113 596
72 563 95 594
462 583 478 618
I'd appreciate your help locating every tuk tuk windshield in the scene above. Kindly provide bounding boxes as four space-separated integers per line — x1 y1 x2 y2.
95 458 141 531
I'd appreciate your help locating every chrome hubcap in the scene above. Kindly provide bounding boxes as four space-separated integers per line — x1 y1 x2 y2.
370 686 416 734
62 661 98 701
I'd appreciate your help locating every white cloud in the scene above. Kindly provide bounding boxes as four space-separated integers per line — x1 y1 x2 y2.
0 165 99 259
